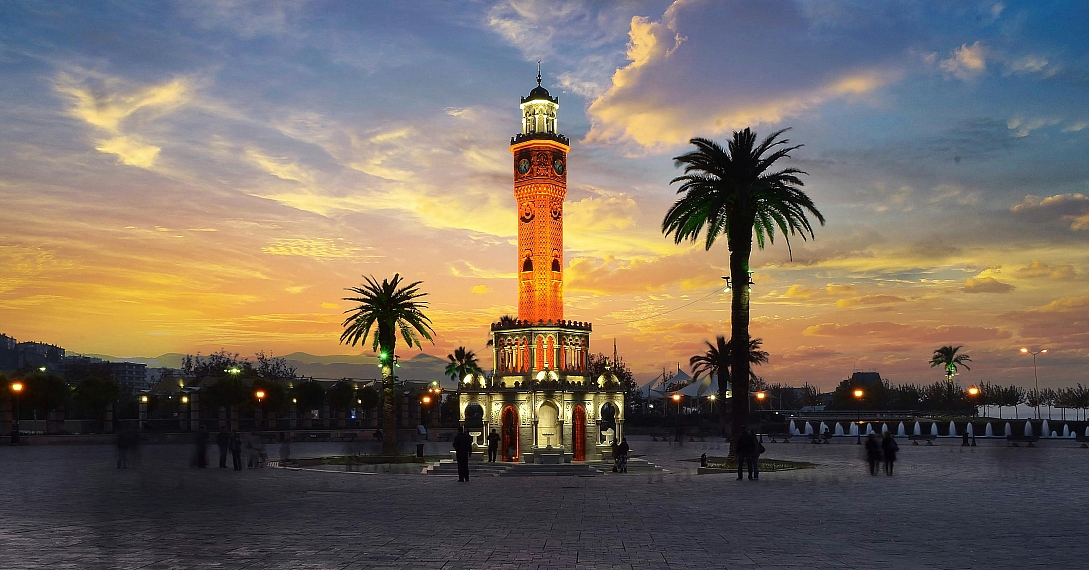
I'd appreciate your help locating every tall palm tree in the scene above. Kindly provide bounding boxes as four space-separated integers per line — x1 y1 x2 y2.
929 345 971 386
690 336 769 446
445 346 483 385
664 129 824 447
341 274 434 454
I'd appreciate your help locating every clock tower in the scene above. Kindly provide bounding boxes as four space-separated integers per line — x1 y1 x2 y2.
511 68 568 323
456 68 624 465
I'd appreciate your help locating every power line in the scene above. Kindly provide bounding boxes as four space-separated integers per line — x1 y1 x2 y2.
594 287 725 327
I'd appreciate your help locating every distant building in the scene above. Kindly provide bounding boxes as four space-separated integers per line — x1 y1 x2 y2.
0 334 66 371
0 334 17 371
63 355 149 391
850 371 883 386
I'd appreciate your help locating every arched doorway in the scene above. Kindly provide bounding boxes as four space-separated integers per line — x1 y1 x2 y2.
600 401 617 444
537 401 559 448
573 405 586 461
501 406 519 462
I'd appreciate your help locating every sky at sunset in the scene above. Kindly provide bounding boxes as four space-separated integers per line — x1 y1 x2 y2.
1 1 1087 389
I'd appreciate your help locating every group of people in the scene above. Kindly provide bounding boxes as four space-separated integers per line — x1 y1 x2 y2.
735 427 765 480
192 425 269 470
864 432 899 475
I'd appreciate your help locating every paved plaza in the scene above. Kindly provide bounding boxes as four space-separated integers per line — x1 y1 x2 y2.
1 437 1087 569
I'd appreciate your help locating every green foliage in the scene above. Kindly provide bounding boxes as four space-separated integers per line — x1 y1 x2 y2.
340 273 435 354
73 375 120 416
357 385 379 411
293 380 325 412
929 345 971 381
205 375 249 409
251 378 287 412
255 352 297 380
587 352 636 396
688 336 769 392
445 346 483 383
326 380 356 412
24 371 70 415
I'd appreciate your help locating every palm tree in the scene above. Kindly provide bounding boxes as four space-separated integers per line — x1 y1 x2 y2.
689 336 770 441
341 274 435 454
929 345 971 386
445 346 483 386
664 129 824 447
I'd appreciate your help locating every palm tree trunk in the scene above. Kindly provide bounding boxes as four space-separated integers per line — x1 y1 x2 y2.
729 241 752 453
381 361 397 455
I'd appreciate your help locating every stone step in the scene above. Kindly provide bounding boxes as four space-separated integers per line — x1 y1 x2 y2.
588 458 669 474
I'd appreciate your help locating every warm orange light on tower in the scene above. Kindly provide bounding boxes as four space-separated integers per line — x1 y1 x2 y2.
512 73 568 324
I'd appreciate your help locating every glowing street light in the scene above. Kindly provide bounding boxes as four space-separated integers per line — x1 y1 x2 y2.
38 366 46 372
11 381 24 445
422 395 432 405
226 366 241 375
853 388 865 445
1021 348 1047 419
181 395 189 404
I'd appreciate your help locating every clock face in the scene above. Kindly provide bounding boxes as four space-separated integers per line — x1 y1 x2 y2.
517 158 531 175
553 159 564 175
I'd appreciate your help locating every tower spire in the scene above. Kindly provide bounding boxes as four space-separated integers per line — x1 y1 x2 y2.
537 61 542 86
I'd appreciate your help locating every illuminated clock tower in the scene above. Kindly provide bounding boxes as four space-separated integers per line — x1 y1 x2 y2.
457 68 624 465
511 68 568 323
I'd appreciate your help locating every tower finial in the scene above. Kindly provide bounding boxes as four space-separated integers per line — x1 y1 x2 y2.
537 61 542 86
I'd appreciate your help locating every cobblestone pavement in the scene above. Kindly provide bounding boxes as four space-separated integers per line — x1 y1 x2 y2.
1 437 1087 569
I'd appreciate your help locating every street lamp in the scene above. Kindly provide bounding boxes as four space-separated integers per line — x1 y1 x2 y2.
1020 348 1047 420
853 388 864 445
255 390 266 402
967 385 979 416
10 381 23 445
671 392 682 415
708 393 716 414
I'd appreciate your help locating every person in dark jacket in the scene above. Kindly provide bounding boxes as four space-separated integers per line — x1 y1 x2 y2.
452 426 472 482
487 428 500 463
881 431 899 475
217 426 230 468
865 433 882 475
618 437 630 473
195 425 209 468
229 430 243 471
736 428 757 480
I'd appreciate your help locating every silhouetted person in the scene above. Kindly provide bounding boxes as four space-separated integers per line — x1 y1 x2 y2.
611 439 620 472
229 430 243 471
750 432 764 480
618 437 630 473
195 425 209 468
116 429 130 469
373 428 383 442
452 426 472 482
487 428 500 462
865 433 882 476
217 426 230 468
736 428 757 480
278 431 291 464
881 431 899 476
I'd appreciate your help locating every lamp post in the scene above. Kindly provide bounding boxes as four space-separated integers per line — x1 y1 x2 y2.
10 381 23 445
1020 348 1047 420
708 393 716 414
853 388 864 445
967 385 980 416
255 390 266 430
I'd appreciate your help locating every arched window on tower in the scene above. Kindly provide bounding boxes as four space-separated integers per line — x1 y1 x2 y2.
551 258 560 272
522 258 533 272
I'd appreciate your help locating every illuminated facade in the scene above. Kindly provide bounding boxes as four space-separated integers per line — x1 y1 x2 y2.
458 71 624 463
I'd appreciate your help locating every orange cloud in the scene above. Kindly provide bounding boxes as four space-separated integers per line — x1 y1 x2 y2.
962 277 1015 294
803 322 1011 342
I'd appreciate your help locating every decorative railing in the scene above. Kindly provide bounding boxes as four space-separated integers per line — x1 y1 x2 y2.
491 319 591 332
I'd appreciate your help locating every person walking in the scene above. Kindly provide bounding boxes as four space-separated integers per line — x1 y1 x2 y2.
618 437 630 473
865 433 882 476
487 428 500 463
195 425 209 468
217 426 230 468
452 426 472 482
229 430 243 471
749 433 764 480
116 428 130 469
736 428 757 480
881 431 899 476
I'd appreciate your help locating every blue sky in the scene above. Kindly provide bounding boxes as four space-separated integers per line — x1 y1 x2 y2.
1 0 1087 388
